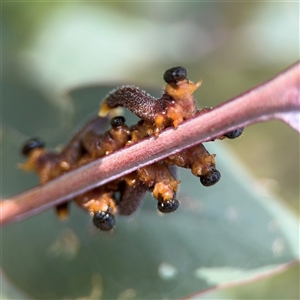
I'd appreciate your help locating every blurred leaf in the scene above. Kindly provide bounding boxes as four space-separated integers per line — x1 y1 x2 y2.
1 271 32 300
189 261 299 299
1 80 74 149
1 86 299 299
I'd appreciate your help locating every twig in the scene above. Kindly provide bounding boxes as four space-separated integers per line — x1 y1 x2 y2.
1 62 299 226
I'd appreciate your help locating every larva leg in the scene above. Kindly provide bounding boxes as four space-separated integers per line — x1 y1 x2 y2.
165 144 221 187
59 116 109 166
118 173 147 216
55 202 69 221
137 163 181 213
74 187 117 231
218 128 244 140
20 138 62 184
82 116 130 159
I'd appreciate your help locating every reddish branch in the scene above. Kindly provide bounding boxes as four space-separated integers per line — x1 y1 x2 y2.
1 62 299 226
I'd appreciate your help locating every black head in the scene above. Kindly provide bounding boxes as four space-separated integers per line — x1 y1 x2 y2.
110 116 126 128
163 66 187 84
199 169 221 187
157 198 179 213
21 137 45 156
93 211 115 231
224 128 244 139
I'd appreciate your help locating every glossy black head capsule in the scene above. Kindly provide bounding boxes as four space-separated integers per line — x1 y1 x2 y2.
199 168 221 187
93 211 115 231
224 127 244 139
157 198 179 213
110 116 126 127
163 66 187 84
21 137 45 156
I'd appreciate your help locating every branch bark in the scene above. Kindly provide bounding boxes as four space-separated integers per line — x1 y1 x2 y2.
1 62 299 226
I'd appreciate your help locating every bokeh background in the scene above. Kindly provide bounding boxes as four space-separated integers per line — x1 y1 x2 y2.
3 1 299 210
2 1 299 299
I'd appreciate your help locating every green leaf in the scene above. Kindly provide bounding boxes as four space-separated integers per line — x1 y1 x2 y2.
1 271 32 300
188 261 300 299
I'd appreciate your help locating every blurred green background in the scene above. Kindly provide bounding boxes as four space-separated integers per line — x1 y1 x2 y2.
2 1 299 299
3 1 298 211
